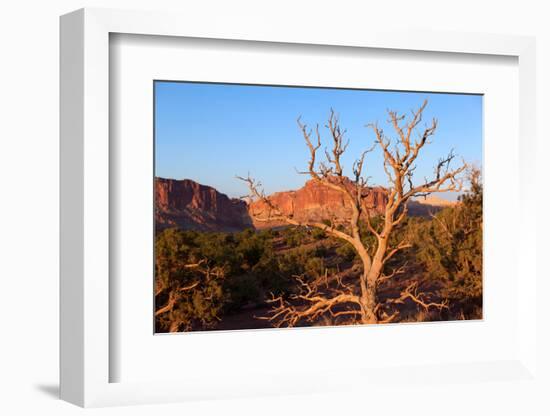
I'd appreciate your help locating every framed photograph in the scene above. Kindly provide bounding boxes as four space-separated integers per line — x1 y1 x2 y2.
153 81 482 333
60 8 539 408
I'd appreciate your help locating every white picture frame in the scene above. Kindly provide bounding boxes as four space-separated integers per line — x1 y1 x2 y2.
60 7 539 408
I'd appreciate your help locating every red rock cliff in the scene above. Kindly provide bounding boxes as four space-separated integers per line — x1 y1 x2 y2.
248 178 388 228
155 178 253 232
155 177 446 233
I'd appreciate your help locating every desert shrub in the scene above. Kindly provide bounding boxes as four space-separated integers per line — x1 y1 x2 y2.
186 270 226 326
236 233 269 270
156 227 303 320
409 169 483 317
252 252 293 295
155 229 228 331
193 232 239 271
311 227 327 240
223 273 262 310
313 244 329 257
284 227 307 248
305 257 325 278
278 249 307 277
155 228 197 293
335 242 356 262
258 228 277 239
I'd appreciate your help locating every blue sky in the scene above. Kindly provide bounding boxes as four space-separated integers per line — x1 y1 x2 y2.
155 81 482 199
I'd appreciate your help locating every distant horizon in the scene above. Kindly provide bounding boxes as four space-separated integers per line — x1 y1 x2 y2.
155 82 482 201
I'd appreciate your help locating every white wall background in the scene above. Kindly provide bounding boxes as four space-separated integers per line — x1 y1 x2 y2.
0 1 548 415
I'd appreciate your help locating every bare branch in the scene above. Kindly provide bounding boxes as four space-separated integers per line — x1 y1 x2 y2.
325 109 349 176
394 282 449 312
377 263 407 286
260 274 362 327
382 240 412 264
297 117 322 180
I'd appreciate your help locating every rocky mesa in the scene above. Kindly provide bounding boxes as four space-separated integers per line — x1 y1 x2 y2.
155 177 253 232
155 177 456 232
248 178 388 228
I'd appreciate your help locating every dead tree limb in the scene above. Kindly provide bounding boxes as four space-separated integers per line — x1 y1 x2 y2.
238 99 466 326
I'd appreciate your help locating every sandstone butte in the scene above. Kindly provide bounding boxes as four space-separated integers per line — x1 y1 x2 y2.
155 177 253 232
247 177 388 229
155 177 455 232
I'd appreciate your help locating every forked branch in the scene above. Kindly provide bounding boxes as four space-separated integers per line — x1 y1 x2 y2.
259 273 362 327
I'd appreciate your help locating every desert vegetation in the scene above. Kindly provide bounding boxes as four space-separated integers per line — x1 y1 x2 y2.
155 100 482 332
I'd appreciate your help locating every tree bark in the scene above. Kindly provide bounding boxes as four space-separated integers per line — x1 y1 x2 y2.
360 270 378 324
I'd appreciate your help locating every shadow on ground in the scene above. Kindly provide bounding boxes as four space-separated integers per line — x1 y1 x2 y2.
34 384 59 399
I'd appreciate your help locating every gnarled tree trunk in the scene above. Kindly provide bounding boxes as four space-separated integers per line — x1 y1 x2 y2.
239 100 464 326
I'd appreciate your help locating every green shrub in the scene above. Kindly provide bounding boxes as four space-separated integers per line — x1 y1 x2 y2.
408 169 483 316
223 273 262 310
313 244 329 257
335 242 356 262
311 227 327 240
284 227 306 247
305 257 325 278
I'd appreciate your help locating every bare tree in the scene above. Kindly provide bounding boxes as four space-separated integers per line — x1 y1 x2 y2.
238 100 466 325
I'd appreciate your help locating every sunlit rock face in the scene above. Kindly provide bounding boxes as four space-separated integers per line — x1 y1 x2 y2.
155 177 253 232
155 176 452 233
248 178 388 228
